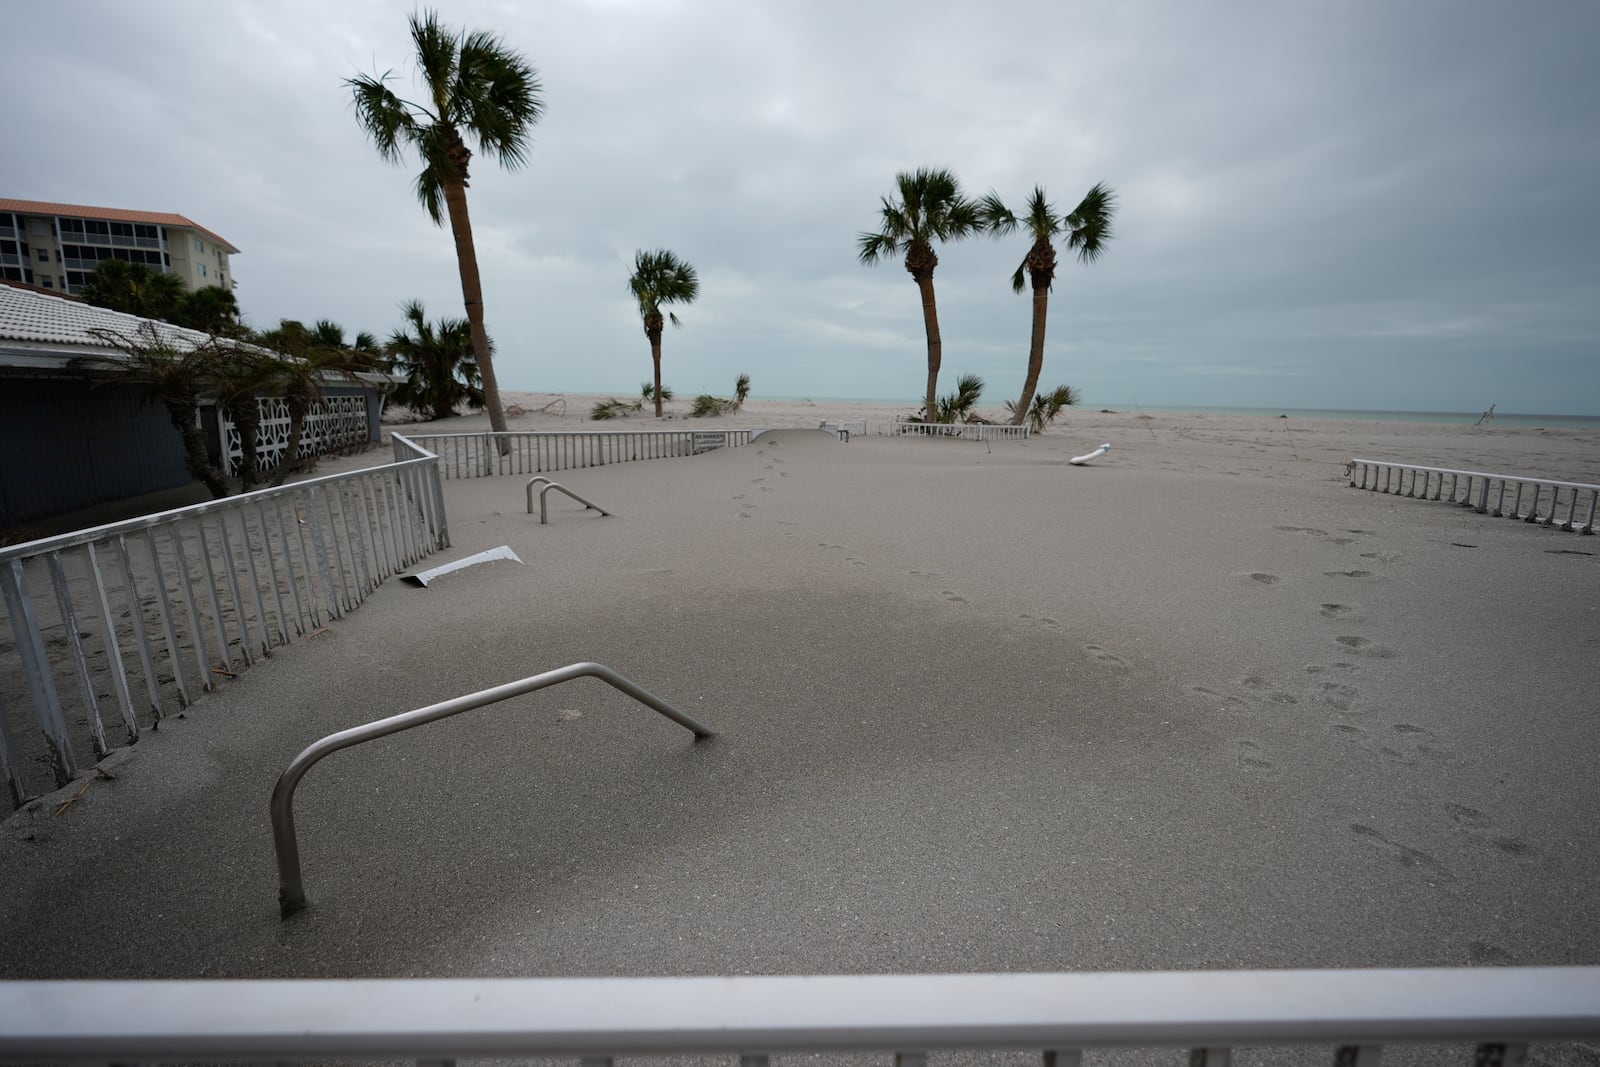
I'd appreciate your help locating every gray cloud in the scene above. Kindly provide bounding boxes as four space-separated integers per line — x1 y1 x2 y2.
5 0 1596 413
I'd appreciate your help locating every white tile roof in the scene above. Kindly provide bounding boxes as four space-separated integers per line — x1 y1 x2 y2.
0 282 227 367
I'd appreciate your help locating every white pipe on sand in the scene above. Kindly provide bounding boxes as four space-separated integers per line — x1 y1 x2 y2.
1070 443 1111 466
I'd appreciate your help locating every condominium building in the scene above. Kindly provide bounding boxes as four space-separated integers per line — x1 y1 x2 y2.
0 197 238 296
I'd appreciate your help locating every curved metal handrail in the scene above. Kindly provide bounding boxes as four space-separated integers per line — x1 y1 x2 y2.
524 476 612 524
270 661 714 917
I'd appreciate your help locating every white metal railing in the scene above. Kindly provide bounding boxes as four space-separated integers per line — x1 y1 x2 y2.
0 435 447 807
405 429 754 479
1350 458 1598 534
1 970 1596 1062
823 419 1031 441
271 661 713 915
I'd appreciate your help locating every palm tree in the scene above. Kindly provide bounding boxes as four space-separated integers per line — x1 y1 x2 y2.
77 258 187 322
348 10 544 445
1006 383 1080 433
936 373 986 424
386 299 485 420
858 168 984 421
980 184 1116 425
82 323 231 498
174 285 243 336
628 249 700 417
261 325 382 485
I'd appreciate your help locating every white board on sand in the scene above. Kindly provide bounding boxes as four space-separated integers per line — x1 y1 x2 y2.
1070 443 1111 466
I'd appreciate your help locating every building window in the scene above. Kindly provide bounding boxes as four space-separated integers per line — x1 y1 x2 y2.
194 237 204 253
30 219 46 236
40 276 52 288
197 262 207 277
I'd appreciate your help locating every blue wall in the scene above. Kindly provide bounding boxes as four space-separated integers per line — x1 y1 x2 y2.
0 377 190 528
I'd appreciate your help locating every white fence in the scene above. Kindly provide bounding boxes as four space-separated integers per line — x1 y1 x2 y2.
0 434 447 806
222 393 372 476
1349 458 1598 533
2 969 1597 1062
823 419 1031 442
407 428 755 480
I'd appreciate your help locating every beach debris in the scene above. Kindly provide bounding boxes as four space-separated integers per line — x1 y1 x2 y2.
557 709 583 722
400 545 523 588
692 373 751 417
211 668 238 678
53 779 94 817
1070 443 1112 465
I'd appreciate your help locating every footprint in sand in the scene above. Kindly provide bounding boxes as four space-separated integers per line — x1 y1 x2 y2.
1336 635 1396 659
1274 525 1330 537
1240 675 1299 706
1318 681 1360 711
1330 723 1415 765
1192 686 1248 712
1248 572 1280 585
1083 645 1128 669
1235 739 1276 774
1444 803 1541 861
1349 824 1454 883
1319 603 1355 619
1325 569 1377 579
1360 551 1404 563
941 590 966 602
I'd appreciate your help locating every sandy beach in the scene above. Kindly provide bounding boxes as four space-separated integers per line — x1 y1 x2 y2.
2 397 1597 994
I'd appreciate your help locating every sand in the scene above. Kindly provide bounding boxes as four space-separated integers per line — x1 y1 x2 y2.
1 397 1597 993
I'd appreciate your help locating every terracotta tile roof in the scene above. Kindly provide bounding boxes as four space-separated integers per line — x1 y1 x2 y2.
0 198 239 254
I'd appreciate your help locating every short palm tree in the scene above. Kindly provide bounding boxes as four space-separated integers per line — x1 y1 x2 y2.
82 324 232 498
936 373 986 424
980 184 1115 425
261 324 382 484
628 250 700 417
858 168 983 421
348 10 543 443
77 259 187 322
1006 383 1080 433
386 299 485 420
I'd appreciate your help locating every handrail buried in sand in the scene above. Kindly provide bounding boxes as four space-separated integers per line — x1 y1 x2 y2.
270 661 714 917
1349 458 1598 533
524 476 613 524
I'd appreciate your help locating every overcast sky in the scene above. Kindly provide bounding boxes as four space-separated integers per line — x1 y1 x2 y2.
7 1 1599 414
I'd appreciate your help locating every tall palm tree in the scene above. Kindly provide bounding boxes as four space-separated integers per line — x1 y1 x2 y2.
386 299 485 420
628 250 700 417
348 10 544 445
980 184 1116 425
858 168 983 421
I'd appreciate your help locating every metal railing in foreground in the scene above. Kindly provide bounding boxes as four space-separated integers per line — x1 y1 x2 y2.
823 418 1031 441
0 435 449 807
2 969 1597 1062
1350 458 1598 534
271 661 713 916
405 428 754 479
525 476 613 524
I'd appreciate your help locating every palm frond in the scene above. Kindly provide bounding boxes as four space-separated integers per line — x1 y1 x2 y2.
456 30 544 167
346 73 421 164
1065 182 1117 263
978 192 1016 236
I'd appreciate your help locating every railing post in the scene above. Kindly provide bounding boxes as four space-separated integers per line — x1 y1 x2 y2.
2 560 77 786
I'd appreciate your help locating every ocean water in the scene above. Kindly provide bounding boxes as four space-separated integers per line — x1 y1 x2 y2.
778 397 1600 430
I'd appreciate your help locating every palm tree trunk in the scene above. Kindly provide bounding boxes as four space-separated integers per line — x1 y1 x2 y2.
439 175 511 453
164 390 230 498
227 395 263 490
1012 283 1050 425
649 332 664 417
916 271 943 421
